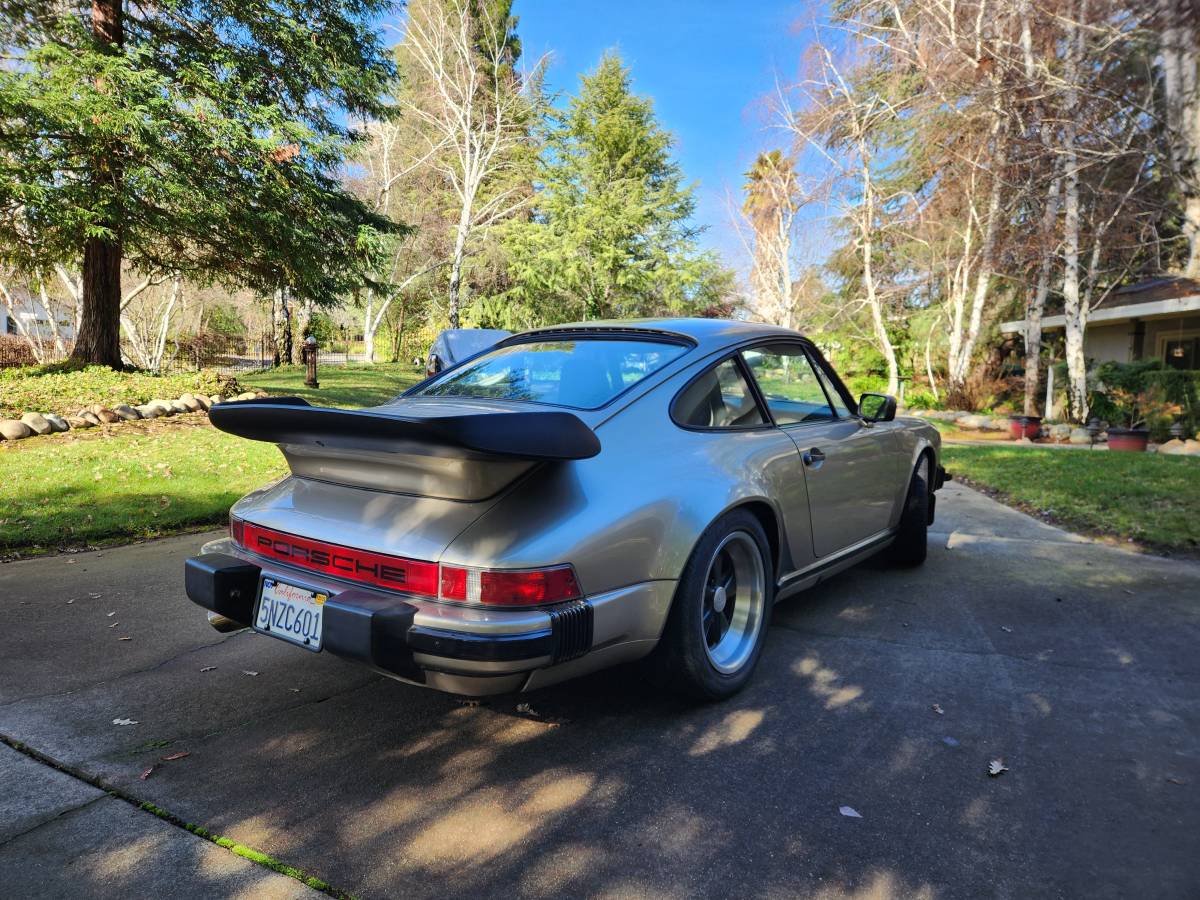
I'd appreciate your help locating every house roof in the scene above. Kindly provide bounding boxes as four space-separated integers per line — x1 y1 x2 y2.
1000 276 1200 335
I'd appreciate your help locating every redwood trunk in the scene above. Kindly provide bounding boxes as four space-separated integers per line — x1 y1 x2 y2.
70 0 125 368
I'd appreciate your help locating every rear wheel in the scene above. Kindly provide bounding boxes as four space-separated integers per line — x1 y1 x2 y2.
657 510 773 700
889 456 930 566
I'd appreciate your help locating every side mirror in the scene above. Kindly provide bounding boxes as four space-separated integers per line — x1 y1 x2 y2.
859 392 897 423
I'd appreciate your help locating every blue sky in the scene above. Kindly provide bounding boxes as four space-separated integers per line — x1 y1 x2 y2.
514 1 810 270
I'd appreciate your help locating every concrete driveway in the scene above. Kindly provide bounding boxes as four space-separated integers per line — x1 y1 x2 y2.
1 483 1197 899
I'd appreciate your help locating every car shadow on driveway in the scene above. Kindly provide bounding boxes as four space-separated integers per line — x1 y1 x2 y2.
1 485 1198 899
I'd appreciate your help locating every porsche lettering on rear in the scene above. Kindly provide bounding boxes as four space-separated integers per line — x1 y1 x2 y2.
185 318 945 700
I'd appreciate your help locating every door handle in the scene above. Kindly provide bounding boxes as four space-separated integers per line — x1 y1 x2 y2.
802 448 825 468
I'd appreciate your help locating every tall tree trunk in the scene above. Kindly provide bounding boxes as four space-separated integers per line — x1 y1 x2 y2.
1061 2 1089 422
362 290 376 364
1023 177 1062 415
447 208 470 329
70 0 125 368
859 157 899 396
1157 6 1200 276
74 236 124 367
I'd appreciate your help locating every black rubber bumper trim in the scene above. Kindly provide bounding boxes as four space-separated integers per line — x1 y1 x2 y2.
549 600 593 663
407 625 555 662
184 555 591 675
184 552 260 624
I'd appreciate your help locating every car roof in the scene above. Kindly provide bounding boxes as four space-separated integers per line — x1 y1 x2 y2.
512 317 805 354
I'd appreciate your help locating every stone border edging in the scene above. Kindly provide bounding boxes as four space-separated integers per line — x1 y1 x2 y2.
0 390 267 443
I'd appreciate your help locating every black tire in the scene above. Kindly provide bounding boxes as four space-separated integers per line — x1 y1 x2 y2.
889 456 930 566
655 510 774 701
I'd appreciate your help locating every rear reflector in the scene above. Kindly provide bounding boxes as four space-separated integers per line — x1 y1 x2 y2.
439 565 581 607
234 521 440 597
230 519 581 607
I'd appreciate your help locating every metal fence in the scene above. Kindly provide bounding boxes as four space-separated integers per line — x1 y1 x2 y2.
0 331 367 373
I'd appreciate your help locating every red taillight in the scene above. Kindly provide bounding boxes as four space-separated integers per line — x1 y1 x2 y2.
235 518 580 607
439 564 581 607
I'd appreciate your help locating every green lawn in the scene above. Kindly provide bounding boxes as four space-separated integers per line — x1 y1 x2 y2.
0 363 422 557
942 444 1200 553
242 362 422 408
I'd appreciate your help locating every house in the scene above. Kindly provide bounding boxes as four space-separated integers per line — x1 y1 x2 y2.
1 285 75 343
1000 276 1200 369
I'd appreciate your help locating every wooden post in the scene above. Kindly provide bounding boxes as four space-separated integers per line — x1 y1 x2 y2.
1044 362 1055 419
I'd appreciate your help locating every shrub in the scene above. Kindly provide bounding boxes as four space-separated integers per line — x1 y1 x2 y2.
0 364 240 418
1091 360 1199 442
944 369 1005 412
843 373 889 399
905 388 942 410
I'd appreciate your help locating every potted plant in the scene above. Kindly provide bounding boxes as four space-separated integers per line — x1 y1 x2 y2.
1008 413 1041 440
1105 387 1181 452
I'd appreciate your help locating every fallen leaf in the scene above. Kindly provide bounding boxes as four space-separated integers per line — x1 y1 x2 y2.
107 611 116 617
1165 776 1186 785
1000 626 1013 633
162 751 190 761
515 702 539 716
117 636 132 641
108 622 119 628
289 688 301 693
932 703 944 715
988 759 1008 777
112 718 139 726
242 670 259 677
199 666 216 673
140 765 157 780
943 736 960 747
839 806 862 818
1122 589 1133 595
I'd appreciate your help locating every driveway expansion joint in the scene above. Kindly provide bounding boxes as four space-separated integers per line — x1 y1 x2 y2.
0 792 108 850
0 731 352 899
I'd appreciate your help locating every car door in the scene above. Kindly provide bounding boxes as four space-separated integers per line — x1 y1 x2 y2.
741 342 901 558
672 355 818 573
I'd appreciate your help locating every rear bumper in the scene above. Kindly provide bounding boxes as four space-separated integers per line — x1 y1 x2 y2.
184 540 672 695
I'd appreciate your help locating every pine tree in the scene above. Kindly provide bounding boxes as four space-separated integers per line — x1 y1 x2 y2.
506 52 731 321
0 1 402 367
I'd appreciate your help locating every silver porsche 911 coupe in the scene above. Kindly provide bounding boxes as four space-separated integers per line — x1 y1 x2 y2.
185 319 946 700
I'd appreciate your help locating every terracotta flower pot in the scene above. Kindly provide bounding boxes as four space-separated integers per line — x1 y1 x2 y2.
1008 415 1041 440
1107 427 1149 452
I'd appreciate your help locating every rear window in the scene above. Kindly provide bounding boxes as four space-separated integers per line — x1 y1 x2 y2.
412 338 688 409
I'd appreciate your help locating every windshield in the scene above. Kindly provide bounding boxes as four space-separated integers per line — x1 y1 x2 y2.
412 338 689 409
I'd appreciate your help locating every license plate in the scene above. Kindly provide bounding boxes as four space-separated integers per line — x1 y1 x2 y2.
255 577 327 651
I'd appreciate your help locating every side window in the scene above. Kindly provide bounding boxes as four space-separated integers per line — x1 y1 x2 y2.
742 344 834 425
811 357 852 418
674 358 767 429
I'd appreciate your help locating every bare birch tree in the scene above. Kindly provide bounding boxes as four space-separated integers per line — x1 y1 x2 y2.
398 0 541 328
1156 0 1200 275
781 39 905 395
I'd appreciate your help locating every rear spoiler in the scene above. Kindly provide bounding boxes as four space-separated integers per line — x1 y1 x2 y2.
208 397 601 461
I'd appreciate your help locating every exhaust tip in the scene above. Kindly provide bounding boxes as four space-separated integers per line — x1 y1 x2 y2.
207 611 247 633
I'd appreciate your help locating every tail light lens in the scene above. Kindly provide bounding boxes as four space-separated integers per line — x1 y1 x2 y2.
439 564 581 607
231 517 580 607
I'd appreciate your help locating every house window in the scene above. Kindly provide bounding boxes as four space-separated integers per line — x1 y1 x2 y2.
1164 337 1199 370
